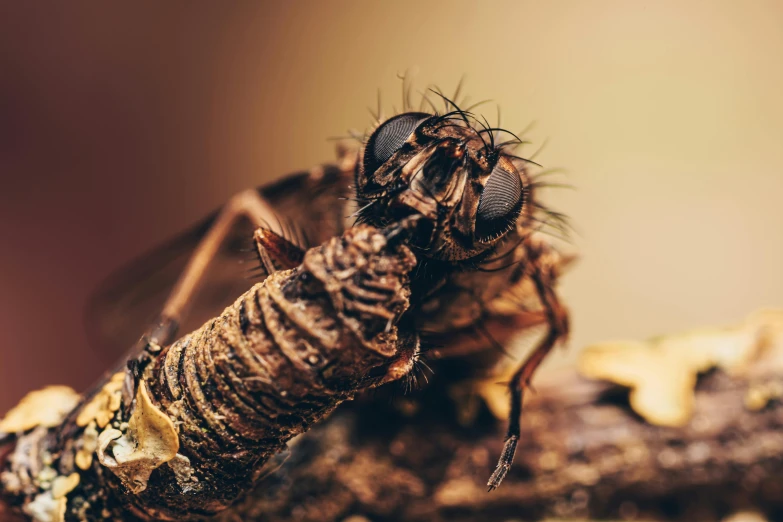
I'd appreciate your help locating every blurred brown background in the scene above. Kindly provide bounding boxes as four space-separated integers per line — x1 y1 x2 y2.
1 1 782 413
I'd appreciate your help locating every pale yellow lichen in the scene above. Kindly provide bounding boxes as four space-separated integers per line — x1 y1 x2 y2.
23 491 67 522
433 478 483 507
579 309 783 427
747 309 783 366
722 511 768 522
50 473 80 499
168 453 199 493
37 467 58 485
0 386 79 433
96 427 123 462
744 380 783 411
76 372 125 428
97 381 179 493
75 422 99 471
473 378 510 422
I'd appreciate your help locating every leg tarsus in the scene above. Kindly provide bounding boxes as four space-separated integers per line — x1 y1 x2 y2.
487 270 569 491
122 316 180 408
487 434 518 491
139 317 180 353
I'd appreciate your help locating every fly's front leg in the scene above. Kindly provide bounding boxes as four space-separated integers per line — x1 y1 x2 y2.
486 269 570 491
375 331 421 387
366 216 426 389
124 189 284 404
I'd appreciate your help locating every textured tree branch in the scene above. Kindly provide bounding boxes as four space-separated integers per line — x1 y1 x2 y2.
4 350 783 521
217 365 783 522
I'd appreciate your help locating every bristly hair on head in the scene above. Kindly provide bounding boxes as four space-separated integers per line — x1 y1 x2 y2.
353 77 574 246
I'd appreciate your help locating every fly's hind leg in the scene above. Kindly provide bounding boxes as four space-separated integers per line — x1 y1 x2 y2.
158 189 285 328
134 221 305 359
486 269 570 491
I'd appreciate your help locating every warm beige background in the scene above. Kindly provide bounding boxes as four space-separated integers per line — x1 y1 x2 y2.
1 1 782 412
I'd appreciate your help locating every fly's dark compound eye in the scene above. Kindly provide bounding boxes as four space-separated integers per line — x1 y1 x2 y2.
475 163 524 242
363 112 431 174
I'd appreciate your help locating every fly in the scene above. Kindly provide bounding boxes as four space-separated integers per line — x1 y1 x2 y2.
86 88 573 493
87 87 573 491
0 84 574 521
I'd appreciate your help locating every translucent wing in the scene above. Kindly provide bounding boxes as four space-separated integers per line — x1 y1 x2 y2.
85 164 353 362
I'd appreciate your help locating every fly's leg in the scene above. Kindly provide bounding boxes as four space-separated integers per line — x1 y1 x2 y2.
486 269 570 491
159 189 283 326
376 331 421 387
426 311 550 361
130 225 305 363
253 227 305 275
364 216 425 389
124 189 289 405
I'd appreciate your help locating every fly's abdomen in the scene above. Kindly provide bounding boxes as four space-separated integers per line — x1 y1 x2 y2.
131 225 416 518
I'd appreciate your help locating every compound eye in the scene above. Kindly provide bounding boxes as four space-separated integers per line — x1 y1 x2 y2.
363 112 431 174
475 163 524 242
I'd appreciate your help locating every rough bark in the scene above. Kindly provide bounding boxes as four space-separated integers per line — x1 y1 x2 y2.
217 365 783 522
4 352 783 521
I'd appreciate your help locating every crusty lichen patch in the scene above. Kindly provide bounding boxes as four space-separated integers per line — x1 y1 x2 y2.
167 453 200 493
50 472 80 500
472 378 510 424
75 421 99 471
579 309 783 427
23 490 67 522
97 381 179 493
744 379 783 411
0 386 79 433
76 372 125 429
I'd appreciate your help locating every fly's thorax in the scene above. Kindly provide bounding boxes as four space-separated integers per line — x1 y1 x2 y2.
411 229 575 352
355 111 530 264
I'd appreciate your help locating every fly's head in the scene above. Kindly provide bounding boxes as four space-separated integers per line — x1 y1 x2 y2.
355 109 530 263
